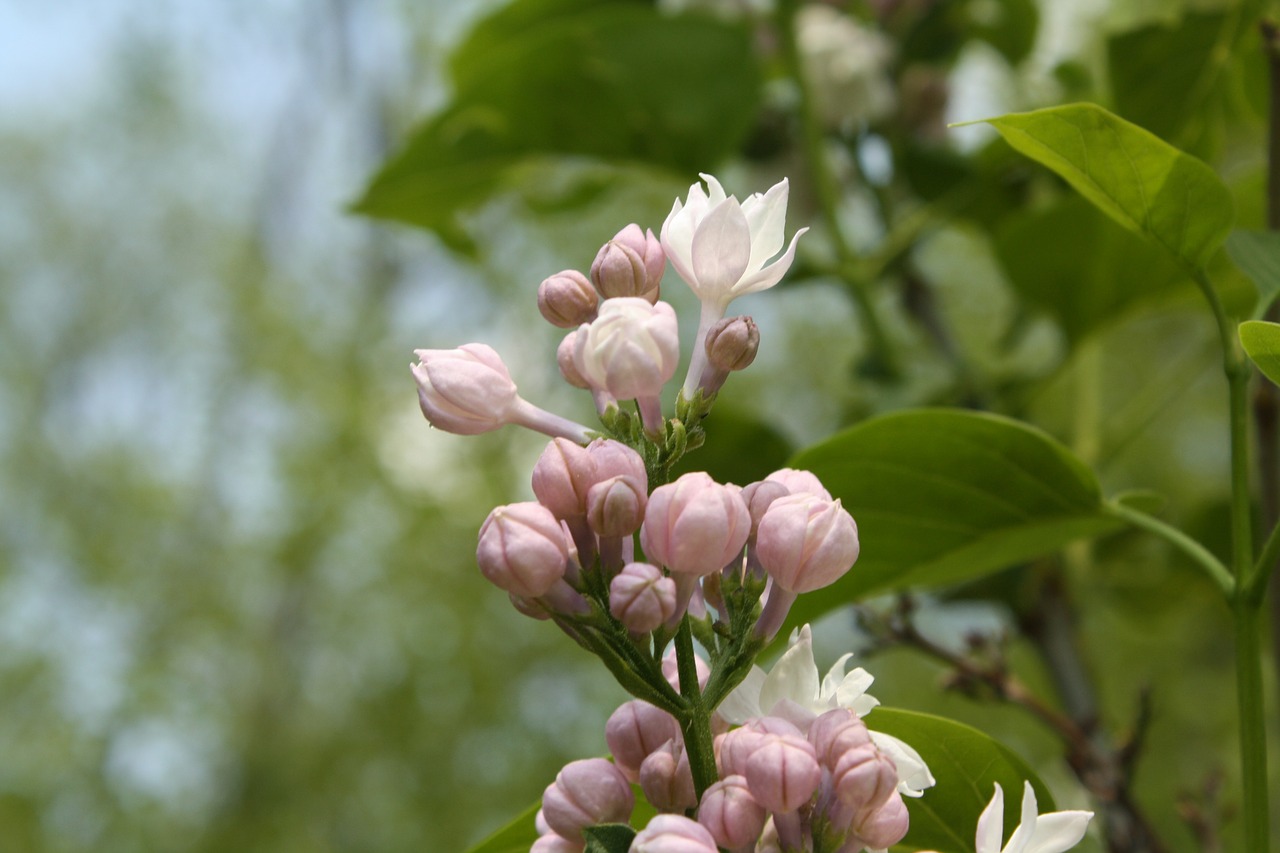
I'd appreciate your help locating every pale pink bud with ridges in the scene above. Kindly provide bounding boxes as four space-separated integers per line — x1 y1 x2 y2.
591 224 664 303
531 832 583 853
610 562 677 633
740 480 791 536
716 717 805 777
845 791 910 851
699 315 761 395
588 475 647 537
764 468 833 500
557 331 592 390
832 744 898 815
573 298 680 402
532 438 597 520
586 438 648 485
745 732 822 813
641 472 751 576
476 503 569 598
756 493 859 593
698 775 767 851
808 709 873 769
639 740 697 813
606 700 682 781
539 270 598 328
541 758 634 842
630 814 719 853
412 344 518 435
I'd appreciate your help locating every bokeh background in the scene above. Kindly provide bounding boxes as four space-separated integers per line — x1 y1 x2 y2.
2 0 1274 851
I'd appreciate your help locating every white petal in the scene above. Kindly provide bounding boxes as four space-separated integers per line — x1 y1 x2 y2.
690 198 752 296
729 226 808 297
834 666 877 710
741 177 790 273
975 783 1005 853
659 197 697 287
698 172 728 206
820 652 853 700
1004 781 1040 853
759 625 821 715
1024 811 1093 853
868 732 935 797
717 665 767 725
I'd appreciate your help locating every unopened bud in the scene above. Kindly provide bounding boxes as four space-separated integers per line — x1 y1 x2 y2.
756 493 859 594
411 344 519 435
532 438 597 520
605 699 682 781
609 562 677 633
639 740 697 813
541 758 634 842
476 502 569 598
591 224 664 301
740 479 791 536
745 732 822 813
587 475 647 537
574 298 679 401
847 791 910 850
557 331 591 389
698 775 767 851
832 744 898 815
531 832 582 853
764 468 833 500
631 815 718 853
640 472 750 577
808 709 873 768
539 270 598 328
706 316 759 372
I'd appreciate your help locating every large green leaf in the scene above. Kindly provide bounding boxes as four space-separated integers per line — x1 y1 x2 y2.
995 195 1186 343
977 103 1234 272
1226 229 1280 319
462 800 539 853
867 709 1055 853
354 0 760 251
787 410 1117 625
1240 320 1280 387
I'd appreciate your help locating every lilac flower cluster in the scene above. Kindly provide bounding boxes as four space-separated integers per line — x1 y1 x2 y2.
410 175 939 853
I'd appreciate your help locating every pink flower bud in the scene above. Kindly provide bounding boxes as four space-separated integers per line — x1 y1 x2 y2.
832 744 898 815
587 475 648 537
639 740 697 813
610 562 677 633
531 832 583 853
557 331 592 389
662 647 710 692
606 700 682 781
756 493 859 593
705 315 760 372
541 758 634 842
476 502 569 598
573 298 679 401
539 270 598 328
411 344 519 435
808 709 872 769
845 791 910 851
586 438 648 485
740 480 791 536
698 775 767 850
716 717 805 777
745 732 822 813
641 473 751 576
631 815 719 853
532 438 597 520
764 468 832 500
591 224 664 301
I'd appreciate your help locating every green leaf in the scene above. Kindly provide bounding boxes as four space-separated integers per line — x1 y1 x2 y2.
867 709 1054 853
1240 320 1280 387
994 195 1186 343
1226 229 1280 319
786 410 1118 625
976 103 1234 272
461 801 539 853
583 823 636 853
354 0 760 250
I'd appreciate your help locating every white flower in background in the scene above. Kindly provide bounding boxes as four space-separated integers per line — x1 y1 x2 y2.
718 624 935 798
971 782 1093 853
797 5 896 129
660 174 807 396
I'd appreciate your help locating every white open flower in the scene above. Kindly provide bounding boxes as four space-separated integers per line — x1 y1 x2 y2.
660 173 807 396
975 782 1093 853
718 624 935 798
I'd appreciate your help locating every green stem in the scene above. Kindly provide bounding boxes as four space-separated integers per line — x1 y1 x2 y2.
1250 516 1280 603
1105 500 1234 598
674 617 717 799
775 0 899 379
1194 269 1270 850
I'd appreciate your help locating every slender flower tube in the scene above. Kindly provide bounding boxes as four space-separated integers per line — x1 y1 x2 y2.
659 174 807 396
412 344 592 441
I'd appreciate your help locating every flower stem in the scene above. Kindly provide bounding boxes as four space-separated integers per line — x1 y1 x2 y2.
673 616 717 799
1104 500 1234 598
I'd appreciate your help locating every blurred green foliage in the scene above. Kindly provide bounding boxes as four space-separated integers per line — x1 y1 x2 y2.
3 0 1278 851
